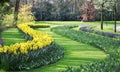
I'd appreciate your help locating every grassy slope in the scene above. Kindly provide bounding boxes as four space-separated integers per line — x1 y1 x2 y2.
36 21 120 33
92 25 120 34
2 21 120 46
29 27 106 72
39 21 120 34
2 28 26 46
1 22 107 72
36 21 120 25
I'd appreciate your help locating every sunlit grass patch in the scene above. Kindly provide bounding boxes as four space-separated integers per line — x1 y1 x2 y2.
2 28 26 46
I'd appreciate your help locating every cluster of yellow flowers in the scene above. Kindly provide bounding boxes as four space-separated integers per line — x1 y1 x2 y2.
0 23 53 55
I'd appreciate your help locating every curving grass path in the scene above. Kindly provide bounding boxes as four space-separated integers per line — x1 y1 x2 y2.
30 27 106 72
2 28 26 46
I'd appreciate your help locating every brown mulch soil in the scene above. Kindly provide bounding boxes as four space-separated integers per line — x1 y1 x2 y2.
0 29 4 46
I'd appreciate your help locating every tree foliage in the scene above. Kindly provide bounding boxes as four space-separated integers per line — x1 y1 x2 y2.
0 2 12 28
18 4 35 23
81 0 96 21
1 0 120 23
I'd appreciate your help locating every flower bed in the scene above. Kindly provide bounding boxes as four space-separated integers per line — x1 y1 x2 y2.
0 23 64 71
51 26 120 72
80 26 120 38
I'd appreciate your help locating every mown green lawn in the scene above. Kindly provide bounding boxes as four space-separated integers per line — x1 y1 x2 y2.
2 21 119 46
36 21 120 25
29 27 106 72
2 28 26 46
91 25 120 34
0 21 109 72
36 21 120 34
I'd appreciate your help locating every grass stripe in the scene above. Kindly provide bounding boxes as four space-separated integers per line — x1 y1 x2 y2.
2 28 26 46
29 27 106 72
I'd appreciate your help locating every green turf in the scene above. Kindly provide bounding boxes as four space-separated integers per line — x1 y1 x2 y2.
40 21 120 34
2 28 26 46
29 27 106 72
36 21 120 25
0 22 108 72
90 24 120 34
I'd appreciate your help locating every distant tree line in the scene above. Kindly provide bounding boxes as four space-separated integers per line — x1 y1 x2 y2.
0 0 120 22
0 0 120 32
7 0 120 21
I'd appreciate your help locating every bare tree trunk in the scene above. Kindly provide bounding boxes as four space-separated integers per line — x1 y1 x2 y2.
41 11 43 20
14 0 20 25
112 11 114 21
101 5 104 30
26 0 27 4
101 10 103 30
114 4 117 32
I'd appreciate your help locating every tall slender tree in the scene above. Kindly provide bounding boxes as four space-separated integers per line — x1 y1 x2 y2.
113 2 117 32
0 0 11 28
109 0 119 32
93 0 108 30
14 0 20 25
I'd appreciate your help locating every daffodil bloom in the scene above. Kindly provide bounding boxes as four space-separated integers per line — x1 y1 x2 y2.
0 23 53 55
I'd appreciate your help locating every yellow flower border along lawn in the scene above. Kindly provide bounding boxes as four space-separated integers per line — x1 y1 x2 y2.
0 23 64 71
0 23 53 54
